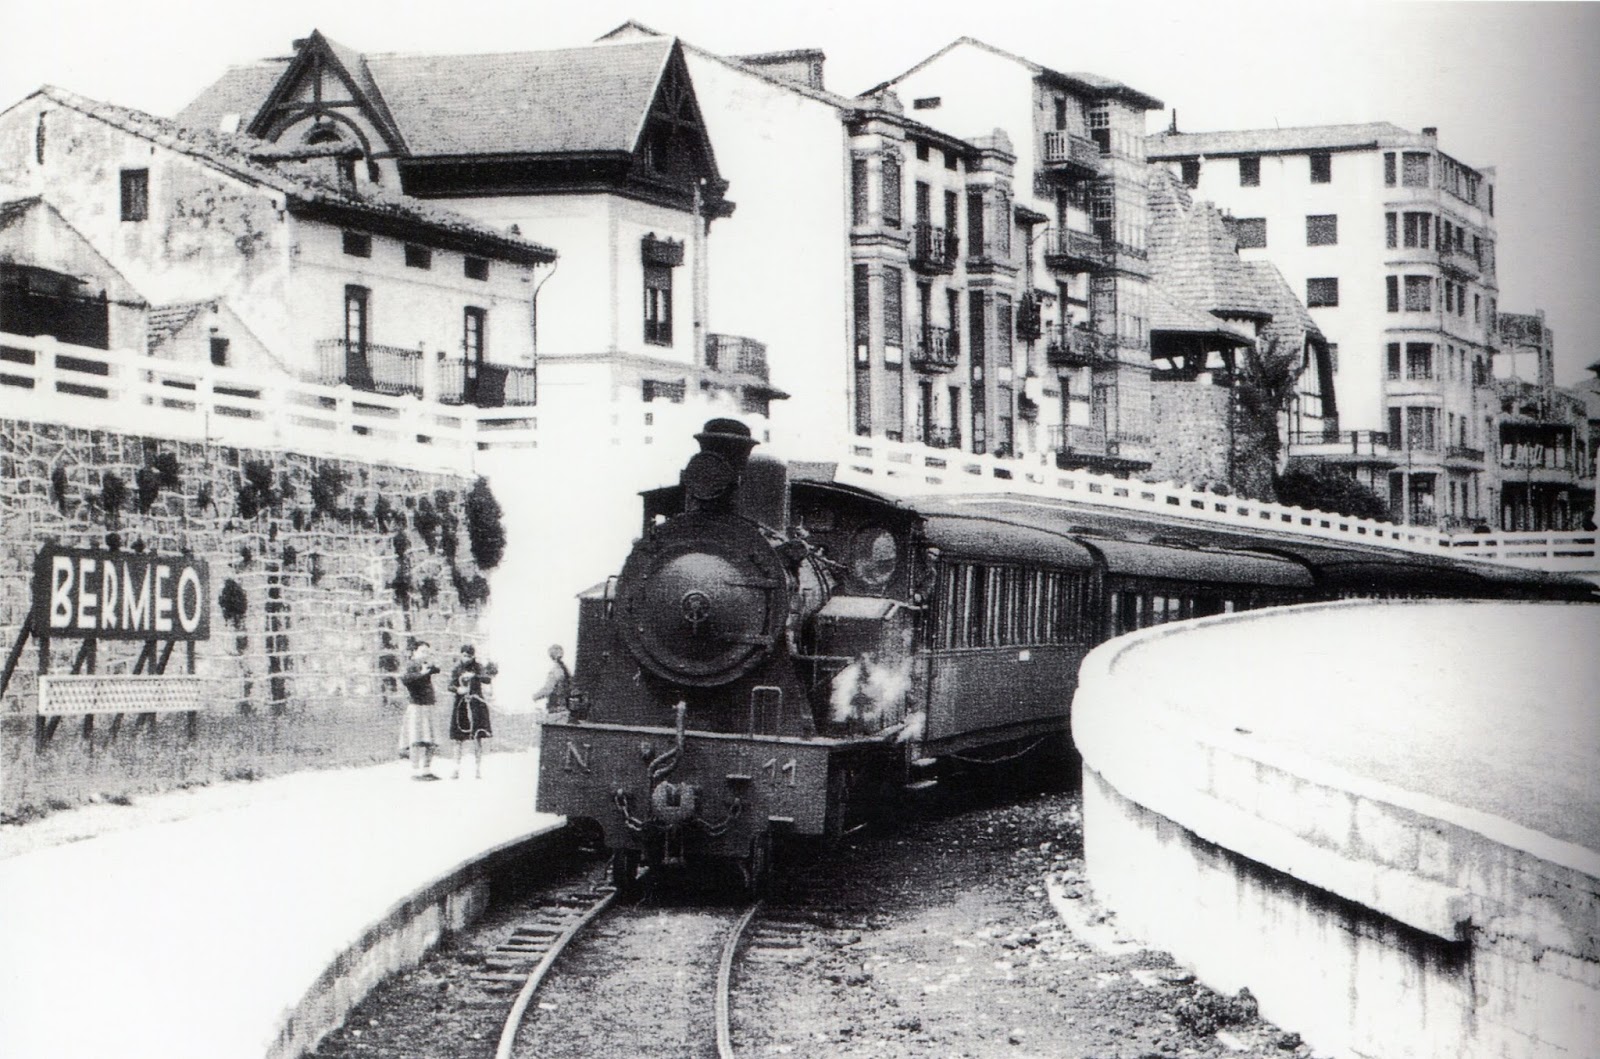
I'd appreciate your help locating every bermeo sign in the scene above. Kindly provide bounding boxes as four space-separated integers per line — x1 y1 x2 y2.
33 545 211 640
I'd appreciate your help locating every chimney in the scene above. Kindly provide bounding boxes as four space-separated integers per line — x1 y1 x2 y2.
1422 126 1438 139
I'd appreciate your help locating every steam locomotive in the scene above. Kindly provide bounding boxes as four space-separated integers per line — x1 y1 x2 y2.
535 419 1594 892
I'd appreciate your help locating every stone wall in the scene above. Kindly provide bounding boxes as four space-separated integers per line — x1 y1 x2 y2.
1147 379 1275 499
0 417 491 729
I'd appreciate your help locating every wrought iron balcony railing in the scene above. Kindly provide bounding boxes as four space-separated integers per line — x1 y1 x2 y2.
1040 131 1101 178
436 358 536 407
1042 227 1108 273
911 325 960 373
314 339 422 398
705 334 770 378
1045 325 1113 368
1445 444 1485 464
923 426 962 450
910 223 959 274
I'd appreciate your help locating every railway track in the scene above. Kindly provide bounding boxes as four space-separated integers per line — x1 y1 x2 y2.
494 874 766 1059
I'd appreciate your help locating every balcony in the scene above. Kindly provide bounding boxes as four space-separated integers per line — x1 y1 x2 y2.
1048 424 1107 451
911 324 960 373
1438 244 1481 279
924 426 962 450
314 339 422 398
1288 429 1398 467
1045 324 1113 368
1040 131 1101 180
910 223 959 274
1042 228 1107 273
436 358 536 408
1444 444 1485 466
705 334 770 378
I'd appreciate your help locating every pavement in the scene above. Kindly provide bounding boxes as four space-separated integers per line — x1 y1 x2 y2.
1092 600 1600 855
0 750 563 1059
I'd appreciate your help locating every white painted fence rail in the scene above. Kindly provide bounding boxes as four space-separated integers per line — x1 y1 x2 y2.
829 435 1600 577
3 330 1596 578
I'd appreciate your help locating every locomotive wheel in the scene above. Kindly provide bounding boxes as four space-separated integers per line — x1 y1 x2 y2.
610 849 642 898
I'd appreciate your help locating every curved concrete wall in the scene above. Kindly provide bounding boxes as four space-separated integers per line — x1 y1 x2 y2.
1072 601 1600 1059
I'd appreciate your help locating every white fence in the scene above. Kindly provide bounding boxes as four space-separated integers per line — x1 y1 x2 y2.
828 435 1600 577
4 330 1596 578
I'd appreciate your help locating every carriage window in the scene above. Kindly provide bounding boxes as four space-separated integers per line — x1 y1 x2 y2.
934 561 1089 648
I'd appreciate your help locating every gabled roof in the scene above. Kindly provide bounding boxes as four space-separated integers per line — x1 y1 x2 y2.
868 37 1163 111
185 33 688 160
1146 122 1428 158
599 20 858 111
14 87 556 265
1244 261 1326 353
146 302 210 352
0 195 146 305
1147 283 1253 345
1150 198 1271 321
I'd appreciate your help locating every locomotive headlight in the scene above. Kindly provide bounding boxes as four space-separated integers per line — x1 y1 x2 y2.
851 527 897 588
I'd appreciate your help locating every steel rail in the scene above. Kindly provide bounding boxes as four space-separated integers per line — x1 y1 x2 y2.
714 899 765 1059
493 885 620 1059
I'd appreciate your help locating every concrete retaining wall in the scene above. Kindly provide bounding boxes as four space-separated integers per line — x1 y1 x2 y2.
1072 602 1600 1058
269 828 563 1059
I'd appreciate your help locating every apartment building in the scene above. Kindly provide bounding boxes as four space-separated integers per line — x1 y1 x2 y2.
1147 123 1500 527
179 31 782 417
0 86 554 405
873 38 1165 473
1490 311 1594 530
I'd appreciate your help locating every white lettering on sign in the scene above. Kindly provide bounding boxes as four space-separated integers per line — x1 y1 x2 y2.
33 547 210 641
123 565 151 631
75 557 97 630
100 562 120 631
177 567 202 634
50 557 73 629
154 566 172 633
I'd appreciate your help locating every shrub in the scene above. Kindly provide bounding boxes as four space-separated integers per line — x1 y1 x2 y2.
310 464 347 522
464 477 505 569
218 578 248 627
1274 462 1390 521
99 472 127 527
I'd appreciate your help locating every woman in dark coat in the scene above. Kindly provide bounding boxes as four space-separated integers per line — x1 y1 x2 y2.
448 644 493 778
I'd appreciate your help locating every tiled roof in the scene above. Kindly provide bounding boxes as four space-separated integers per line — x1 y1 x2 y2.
186 36 680 159
146 302 210 352
19 87 556 264
1144 166 1191 266
1244 261 1326 353
1146 122 1427 158
177 60 290 133
0 195 44 230
1150 197 1270 320
1148 283 1253 343
362 38 674 157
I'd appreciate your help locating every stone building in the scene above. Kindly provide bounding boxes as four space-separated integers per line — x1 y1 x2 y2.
0 86 554 406
1147 123 1500 526
178 31 782 419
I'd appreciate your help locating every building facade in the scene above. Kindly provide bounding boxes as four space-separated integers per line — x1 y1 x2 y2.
1490 311 1594 531
874 38 1165 473
180 31 781 418
0 86 553 406
1148 124 1500 526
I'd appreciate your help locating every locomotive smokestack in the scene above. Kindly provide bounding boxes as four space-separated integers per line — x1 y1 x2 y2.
694 418 757 473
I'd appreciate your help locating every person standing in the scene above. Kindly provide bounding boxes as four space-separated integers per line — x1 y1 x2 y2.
398 641 441 780
530 643 573 723
449 644 493 779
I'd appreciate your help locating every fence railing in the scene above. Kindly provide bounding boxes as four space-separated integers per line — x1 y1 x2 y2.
2 331 531 474
313 339 423 398
827 433 1599 574
6 330 1595 577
